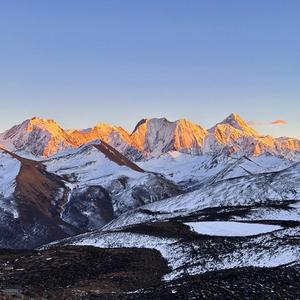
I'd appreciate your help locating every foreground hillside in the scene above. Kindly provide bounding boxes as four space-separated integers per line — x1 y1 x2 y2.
0 245 299 299
0 246 169 299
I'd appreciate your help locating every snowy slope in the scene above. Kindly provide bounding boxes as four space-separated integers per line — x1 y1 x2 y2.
45 143 141 187
100 161 300 231
0 150 20 219
138 151 293 186
0 150 20 198
44 142 182 216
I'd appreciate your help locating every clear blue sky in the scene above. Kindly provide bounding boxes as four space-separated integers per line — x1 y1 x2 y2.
0 0 299 138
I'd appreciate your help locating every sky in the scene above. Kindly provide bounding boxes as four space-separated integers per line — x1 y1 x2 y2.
0 0 299 138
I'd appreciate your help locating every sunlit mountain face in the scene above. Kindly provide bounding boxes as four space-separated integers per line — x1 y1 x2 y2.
0 113 300 298
0 113 299 160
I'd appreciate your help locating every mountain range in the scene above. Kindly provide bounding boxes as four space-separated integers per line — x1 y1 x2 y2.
0 113 299 160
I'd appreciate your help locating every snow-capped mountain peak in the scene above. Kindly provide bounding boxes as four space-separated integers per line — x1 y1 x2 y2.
26 117 64 133
0 117 74 157
130 117 208 156
210 112 259 137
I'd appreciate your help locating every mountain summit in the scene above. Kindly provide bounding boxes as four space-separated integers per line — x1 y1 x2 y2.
130 118 208 156
0 117 74 156
210 113 259 137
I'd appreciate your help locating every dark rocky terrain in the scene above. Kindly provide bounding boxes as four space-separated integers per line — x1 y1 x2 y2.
0 246 169 299
0 245 299 299
124 264 300 300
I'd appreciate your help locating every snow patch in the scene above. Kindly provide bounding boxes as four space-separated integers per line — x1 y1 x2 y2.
185 221 282 237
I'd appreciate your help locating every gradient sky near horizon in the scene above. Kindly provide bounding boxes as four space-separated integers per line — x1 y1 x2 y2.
0 1 299 138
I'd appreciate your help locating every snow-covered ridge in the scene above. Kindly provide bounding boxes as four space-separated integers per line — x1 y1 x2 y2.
0 113 299 160
44 142 143 188
100 159 300 231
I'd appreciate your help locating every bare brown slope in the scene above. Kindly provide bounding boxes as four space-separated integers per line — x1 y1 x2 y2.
0 147 67 220
93 141 145 173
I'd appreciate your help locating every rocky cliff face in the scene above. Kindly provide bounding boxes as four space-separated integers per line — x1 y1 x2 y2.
131 118 208 156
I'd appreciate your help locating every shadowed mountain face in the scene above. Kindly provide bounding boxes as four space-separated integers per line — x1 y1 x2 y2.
0 113 299 160
0 148 79 248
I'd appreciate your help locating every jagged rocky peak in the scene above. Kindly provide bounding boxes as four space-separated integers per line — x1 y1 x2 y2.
175 118 208 136
94 122 132 143
205 113 300 158
211 112 259 137
2 116 68 140
67 122 136 160
131 118 148 135
27 116 64 131
0 117 74 157
173 118 208 153
131 117 208 156
68 122 131 143
93 122 122 134
130 117 173 151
